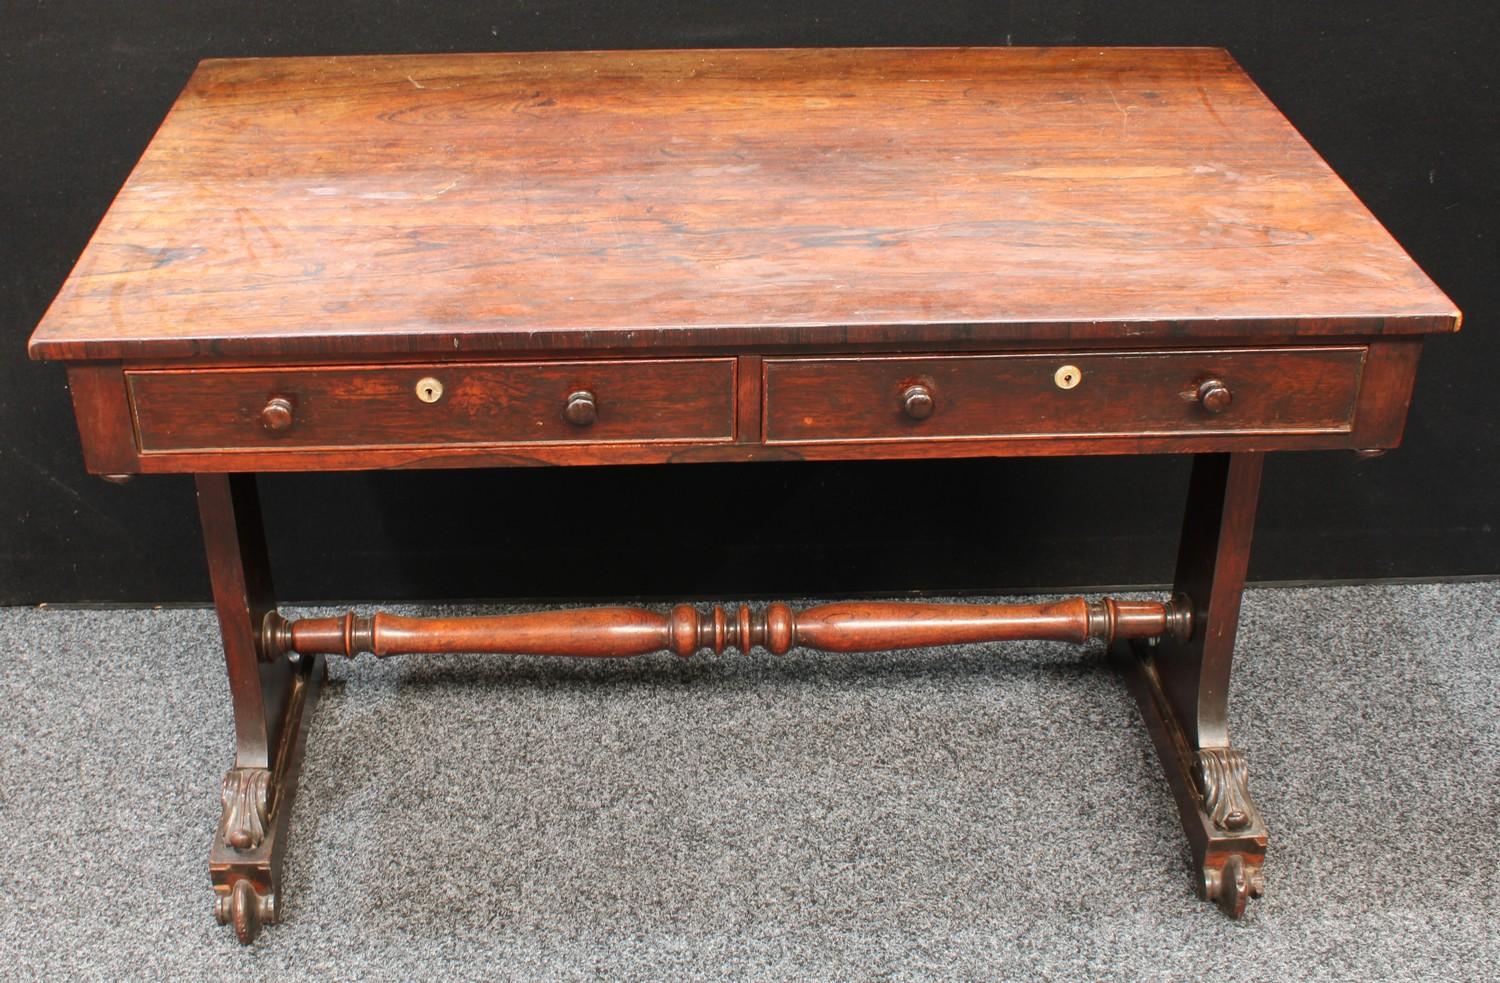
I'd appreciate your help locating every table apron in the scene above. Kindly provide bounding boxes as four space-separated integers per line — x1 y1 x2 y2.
63 339 1424 475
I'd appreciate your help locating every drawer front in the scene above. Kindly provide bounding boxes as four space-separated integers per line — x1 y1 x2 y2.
763 348 1366 444
128 359 736 452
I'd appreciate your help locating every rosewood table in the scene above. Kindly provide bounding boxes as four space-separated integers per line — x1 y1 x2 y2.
29 47 1458 942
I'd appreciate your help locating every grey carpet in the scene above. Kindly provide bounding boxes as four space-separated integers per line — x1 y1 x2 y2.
1 583 1497 981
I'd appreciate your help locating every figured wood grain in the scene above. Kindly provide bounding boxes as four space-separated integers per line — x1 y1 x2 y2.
1159 452 1265 749
64 363 138 474
28 47 1458 362
763 347 1365 443
270 596 1189 660
195 474 286 768
32 47 1454 935
127 358 736 451
1347 338 1424 450
120 427 1388 473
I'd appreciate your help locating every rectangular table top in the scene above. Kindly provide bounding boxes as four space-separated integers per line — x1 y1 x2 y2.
29 47 1458 362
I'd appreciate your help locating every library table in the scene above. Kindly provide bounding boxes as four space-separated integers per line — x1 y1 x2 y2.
28 47 1458 942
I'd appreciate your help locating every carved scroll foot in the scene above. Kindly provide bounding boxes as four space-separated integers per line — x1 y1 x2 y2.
1111 642 1268 919
215 878 276 944
210 655 323 944
1203 853 1265 919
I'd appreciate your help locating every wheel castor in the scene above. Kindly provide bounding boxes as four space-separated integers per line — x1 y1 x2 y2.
215 879 275 944
1203 854 1264 919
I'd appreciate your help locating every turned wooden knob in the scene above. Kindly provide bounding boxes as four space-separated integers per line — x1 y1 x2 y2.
1196 379 1233 414
564 390 597 426
901 384 934 420
259 397 294 433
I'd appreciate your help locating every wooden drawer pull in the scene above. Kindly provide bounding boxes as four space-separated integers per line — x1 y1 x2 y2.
564 390 597 426
1196 379 1233 414
901 383 935 420
259 397 294 434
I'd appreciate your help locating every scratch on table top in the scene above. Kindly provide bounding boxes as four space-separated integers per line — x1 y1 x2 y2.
1196 84 1228 131
1107 84 1132 134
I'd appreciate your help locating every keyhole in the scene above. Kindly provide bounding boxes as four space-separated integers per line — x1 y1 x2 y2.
1054 365 1082 390
415 377 444 403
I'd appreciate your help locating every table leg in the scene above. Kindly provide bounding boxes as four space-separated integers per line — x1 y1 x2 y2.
196 473 323 944
1111 452 1268 918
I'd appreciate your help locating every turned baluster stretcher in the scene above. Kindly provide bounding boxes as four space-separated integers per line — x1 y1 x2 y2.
27 47 1458 941
264 597 1192 661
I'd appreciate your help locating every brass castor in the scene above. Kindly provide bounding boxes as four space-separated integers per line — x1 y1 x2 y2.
215 879 275 944
1203 854 1265 919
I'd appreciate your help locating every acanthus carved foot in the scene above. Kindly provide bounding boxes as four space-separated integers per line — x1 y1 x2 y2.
221 767 271 851
1203 854 1265 919
1194 747 1256 831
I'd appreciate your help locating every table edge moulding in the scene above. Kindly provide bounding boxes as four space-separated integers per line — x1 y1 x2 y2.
27 46 1459 942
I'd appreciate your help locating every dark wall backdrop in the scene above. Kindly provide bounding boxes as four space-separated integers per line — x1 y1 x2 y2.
3 2 1496 605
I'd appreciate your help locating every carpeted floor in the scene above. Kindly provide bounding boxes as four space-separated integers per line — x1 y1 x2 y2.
1 583 1496 981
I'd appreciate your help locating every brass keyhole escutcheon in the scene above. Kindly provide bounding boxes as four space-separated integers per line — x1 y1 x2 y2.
1054 365 1082 390
415 377 444 403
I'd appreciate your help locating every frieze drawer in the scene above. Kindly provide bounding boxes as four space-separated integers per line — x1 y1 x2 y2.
128 358 738 451
762 348 1367 444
